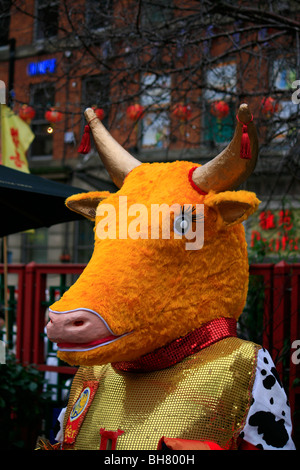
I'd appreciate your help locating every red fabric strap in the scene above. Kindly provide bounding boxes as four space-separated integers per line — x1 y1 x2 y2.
157 436 223 450
188 166 208 195
112 317 237 372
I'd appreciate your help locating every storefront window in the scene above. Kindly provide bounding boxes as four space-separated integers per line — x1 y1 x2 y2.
29 84 55 159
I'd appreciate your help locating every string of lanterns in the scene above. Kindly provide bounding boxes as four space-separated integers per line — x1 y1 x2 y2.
18 105 63 125
18 102 223 127
18 105 105 124
18 97 279 128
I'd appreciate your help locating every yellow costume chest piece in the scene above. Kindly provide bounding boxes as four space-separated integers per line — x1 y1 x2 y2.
63 337 260 450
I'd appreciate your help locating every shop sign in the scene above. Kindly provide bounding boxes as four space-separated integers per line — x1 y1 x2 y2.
27 58 57 77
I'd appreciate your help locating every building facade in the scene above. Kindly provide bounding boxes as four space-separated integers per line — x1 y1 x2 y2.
1 0 300 265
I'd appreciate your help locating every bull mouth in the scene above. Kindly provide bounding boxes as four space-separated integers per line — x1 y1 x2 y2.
47 307 132 352
56 333 131 352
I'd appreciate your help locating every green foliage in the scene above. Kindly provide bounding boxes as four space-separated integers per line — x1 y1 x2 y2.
248 237 269 264
0 353 50 449
239 274 265 344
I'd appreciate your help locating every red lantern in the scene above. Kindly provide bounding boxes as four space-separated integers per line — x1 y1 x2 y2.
126 104 144 121
172 104 192 122
210 100 230 119
92 107 105 120
18 104 35 123
45 107 63 123
261 97 278 117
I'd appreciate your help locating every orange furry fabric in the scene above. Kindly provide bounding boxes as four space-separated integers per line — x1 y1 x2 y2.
50 161 260 366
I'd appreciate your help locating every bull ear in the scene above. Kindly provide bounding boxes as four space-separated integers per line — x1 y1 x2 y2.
66 191 111 221
205 190 260 227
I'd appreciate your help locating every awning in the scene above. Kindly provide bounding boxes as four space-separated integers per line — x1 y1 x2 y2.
0 165 91 237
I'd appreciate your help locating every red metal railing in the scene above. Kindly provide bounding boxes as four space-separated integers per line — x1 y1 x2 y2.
249 261 300 424
0 261 299 421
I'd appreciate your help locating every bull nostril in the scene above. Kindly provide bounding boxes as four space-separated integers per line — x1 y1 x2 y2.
73 320 84 327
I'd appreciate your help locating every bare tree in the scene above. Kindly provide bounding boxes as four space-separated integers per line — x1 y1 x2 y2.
5 0 300 202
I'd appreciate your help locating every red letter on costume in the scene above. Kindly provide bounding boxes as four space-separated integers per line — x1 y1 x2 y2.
99 428 124 450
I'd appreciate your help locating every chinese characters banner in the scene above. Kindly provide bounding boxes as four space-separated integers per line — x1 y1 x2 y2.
0 104 34 173
250 208 299 255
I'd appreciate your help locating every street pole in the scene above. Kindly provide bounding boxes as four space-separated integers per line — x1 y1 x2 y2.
0 83 9 349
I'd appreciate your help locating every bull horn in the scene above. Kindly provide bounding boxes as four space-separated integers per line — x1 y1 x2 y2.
192 103 258 193
84 107 141 188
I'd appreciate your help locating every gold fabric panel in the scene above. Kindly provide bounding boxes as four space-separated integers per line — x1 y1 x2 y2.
63 338 260 450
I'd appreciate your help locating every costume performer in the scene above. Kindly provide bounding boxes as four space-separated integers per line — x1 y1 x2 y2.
46 104 295 450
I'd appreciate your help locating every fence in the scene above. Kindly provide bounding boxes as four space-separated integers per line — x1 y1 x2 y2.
0 261 299 441
249 262 300 422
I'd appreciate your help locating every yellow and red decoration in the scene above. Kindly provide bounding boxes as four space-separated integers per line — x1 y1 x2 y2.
63 381 99 447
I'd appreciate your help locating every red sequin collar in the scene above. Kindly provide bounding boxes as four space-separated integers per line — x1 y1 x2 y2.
112 317 237 373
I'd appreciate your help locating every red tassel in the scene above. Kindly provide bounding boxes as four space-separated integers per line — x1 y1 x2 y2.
236 113 253 160
77 125 91 154
240 124 252 160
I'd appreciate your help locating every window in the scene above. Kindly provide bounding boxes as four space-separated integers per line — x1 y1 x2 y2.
271 59 298 141
35 0 59 41
203 62 237 144
272 59 296 92
22 228 48 263
29 84 55 159
140 74 171 149
141 0 173 27
82 74 110 127
0 0 11 46
86 0 113 31
73 220 94 264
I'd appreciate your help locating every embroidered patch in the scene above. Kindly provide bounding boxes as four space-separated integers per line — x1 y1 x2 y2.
64 380 99 445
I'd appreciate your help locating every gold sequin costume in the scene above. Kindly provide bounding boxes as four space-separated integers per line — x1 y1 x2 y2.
62 319 260 450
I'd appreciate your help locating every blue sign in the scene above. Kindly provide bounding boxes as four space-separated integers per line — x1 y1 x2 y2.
27 58 57 76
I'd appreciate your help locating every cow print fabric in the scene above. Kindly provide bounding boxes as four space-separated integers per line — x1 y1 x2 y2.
241 348 295 450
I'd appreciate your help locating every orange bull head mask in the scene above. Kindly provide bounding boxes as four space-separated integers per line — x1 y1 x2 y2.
47 104 260 367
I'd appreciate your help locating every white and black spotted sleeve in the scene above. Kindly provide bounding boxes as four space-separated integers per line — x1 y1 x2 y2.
240 348 296 450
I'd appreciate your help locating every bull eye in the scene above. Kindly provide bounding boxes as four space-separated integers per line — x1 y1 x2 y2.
174 214 191 236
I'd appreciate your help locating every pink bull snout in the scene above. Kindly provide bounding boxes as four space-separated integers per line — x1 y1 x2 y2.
46 308 123 351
